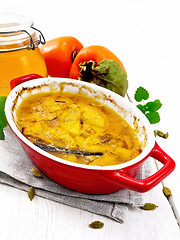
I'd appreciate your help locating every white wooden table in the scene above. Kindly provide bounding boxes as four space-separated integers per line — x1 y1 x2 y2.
1 1 180 239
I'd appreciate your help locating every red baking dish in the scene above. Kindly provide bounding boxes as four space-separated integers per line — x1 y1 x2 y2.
5 75 176 194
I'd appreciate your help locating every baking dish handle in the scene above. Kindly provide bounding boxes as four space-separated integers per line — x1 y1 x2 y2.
10 74 44 90
103 142 176 193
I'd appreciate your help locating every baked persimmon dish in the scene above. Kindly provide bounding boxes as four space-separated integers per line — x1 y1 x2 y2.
16 91 142 166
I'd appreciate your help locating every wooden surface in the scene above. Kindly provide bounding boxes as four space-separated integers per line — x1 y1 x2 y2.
1 1 180 239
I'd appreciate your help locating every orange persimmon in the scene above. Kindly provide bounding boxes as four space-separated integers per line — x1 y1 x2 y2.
69 45 125 79
40 36 84 78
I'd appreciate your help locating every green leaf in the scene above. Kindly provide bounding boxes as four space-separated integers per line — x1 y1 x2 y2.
95 59 128 97
145 100 162 112
134 87 162 124
0 96 7 110
79 59 128 97
136 104 146 114
0 96 7 140
134 86 149 102
0 127 5 140
145 111 160 124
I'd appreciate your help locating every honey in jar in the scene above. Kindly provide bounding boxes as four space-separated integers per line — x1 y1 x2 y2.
0 13 47 96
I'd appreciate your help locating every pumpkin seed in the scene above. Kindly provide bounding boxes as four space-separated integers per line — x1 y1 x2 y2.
163 186 172 198
89 221 104 229
140 203 158 210
28 186 35 201
31 168 42 178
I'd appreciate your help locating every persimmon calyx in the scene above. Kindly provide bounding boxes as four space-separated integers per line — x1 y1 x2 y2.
71 50 79 63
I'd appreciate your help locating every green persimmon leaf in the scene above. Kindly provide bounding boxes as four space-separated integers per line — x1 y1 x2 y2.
78 59 128 97
134 86 149 102
95 59 127 86
94 59 128 97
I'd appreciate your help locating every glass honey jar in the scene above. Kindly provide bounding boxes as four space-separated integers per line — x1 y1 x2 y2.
0 13 48 96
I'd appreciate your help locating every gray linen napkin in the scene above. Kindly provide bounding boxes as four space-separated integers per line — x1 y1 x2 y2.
0 127 151 223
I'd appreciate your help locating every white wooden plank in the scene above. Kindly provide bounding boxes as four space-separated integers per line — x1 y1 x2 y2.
152 99 180 226
1 172 180 240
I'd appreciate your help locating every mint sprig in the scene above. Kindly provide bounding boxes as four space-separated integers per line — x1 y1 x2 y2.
134 87 162 124
0 96 8 140
134 86 149 102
